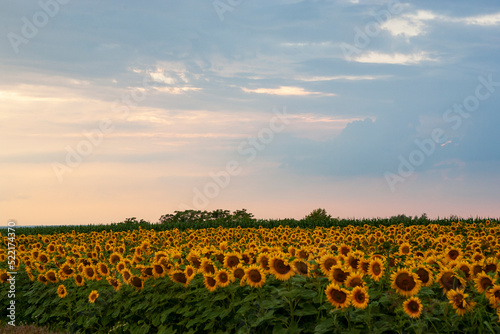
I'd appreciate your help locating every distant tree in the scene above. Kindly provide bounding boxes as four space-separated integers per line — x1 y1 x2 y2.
304 208 331 222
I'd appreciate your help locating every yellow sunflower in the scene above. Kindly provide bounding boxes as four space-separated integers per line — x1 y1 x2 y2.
446 288 475 316
57 285 67 298
487 284 500 308
351 286 369 309
413 266 433 287
45 270 58 283
74 274 85 287
83 266 96 281
368 258 385 282
107 277 121 292
324 283 350 309
129 275 144 290
291 259 309 276
474 272 494 294
435 269 466 293
245 265 266 288
171 270 190 287
403 297 423 319
329 265 350 285
390 269 421 297
203 274 218 292
224 252 241 269
215 269 231 288
88 290 99 303
345 272 365 288
269 257 294 281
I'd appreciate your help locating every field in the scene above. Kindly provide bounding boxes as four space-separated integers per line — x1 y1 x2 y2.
1 212 500 333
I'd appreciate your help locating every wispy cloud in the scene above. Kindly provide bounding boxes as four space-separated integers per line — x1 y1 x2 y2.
241 86 335 96
352 51 436 65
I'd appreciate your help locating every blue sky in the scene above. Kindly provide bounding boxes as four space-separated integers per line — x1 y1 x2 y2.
1 0 499 225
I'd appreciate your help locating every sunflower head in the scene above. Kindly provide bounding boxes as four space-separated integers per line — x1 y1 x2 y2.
57 285 67 298
368 259 385 281
291 259 309 276
329 265 350 285
324 283 350 309
88 290 99 303
215 269 231 288
129 275 144 290
414 266 433 287
436 269 466 293
203 274 218 292
403 297 423 319
351 286 369 309
269 257 294 281
474 272 494 294
171 270 190 287
245 265 266 288
345 272 365 288
391 269 421 297
446 288 475 316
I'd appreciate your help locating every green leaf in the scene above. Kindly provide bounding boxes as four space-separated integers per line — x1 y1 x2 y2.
314 318 334 334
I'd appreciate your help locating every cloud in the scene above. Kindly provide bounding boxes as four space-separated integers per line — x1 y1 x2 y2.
241 86 335 96
352 51 436 65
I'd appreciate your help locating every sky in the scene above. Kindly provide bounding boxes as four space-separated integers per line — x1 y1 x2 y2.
1 0 500 226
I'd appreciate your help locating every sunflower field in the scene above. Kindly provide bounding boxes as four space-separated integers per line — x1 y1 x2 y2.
1 218 500 333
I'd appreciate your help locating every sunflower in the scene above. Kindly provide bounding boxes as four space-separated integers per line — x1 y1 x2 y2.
445 248 461 262
109 252 122 265
152 263 166 278
215 269 231 288
324 283 350 309
488 284 500 308
398 243 411 255
57 285 67 298
232 264 246 281
60 263 74 278
224 253 241 269
471 263 483 278
245 265 266 288
171 270 190 287
45 270 58 283
446 288 475 316
116 261 127 273
435 269 466 293
37 274 48 285
200 259 216 275
185 265 196 280
345 272 365 288
203 274 218 292
97 263 110 277
330 265 350 285
107 277 121 292
256 253 271 272
414 266 433 287
474 272 494 294
291 259 309 276
269 257 294 281
88 290 99 303
403 297 423 319
121 269 132 283
391 269 421 297
0 271 11 284
368 259 385 282
83 266 96 280
351 286 369 309
455 261 472 280
483 258 498 275
74 274 85 287
129 275 144 290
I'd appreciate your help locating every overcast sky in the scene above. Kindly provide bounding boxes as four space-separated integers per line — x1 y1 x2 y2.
1 0 499 225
